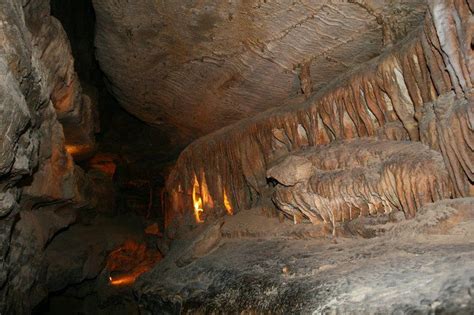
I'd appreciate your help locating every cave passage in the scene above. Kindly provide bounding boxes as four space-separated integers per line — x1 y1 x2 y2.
0 0 473 314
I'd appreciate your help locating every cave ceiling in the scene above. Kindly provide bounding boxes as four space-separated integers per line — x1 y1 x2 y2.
93 0 427 141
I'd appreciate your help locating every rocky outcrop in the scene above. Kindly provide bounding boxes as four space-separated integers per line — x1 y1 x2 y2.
164 0 473 234
0 0 98 312
92 0 426 139
269 139 453 228
22 0 98 161
136 198 474 313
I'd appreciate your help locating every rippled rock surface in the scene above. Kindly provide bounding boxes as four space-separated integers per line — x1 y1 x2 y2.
93 0 426 138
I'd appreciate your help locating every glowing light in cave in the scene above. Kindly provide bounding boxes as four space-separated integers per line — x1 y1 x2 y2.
106 240 162 287
88 153 117 177
65 144 83 156
109 274 137 286
200 175 214 209
65 144 94 159
192 175 204 223
223 188 233 215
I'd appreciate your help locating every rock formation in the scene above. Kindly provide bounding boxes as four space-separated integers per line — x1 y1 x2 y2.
0 0 473 313
164 0 473 235
136 198 474 313
92 0 427 139
269 139 453 228
0 0 98 312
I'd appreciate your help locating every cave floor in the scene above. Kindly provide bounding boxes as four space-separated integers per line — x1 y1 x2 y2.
34 213 150 314
136 199 474 314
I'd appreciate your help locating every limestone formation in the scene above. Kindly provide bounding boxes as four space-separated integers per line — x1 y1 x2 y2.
269 139 453 227
0 0 98 312
136 198 474 314
92 0 426 139
0 0 473 313
165 0 474 234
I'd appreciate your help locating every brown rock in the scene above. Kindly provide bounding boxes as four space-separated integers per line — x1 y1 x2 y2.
267 155 313 186
92 0 426 139
0 0 98 312
271 139 453 227
164 1 473 232
176 220 224 267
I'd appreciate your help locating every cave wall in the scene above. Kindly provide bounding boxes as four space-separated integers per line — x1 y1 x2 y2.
0 0 98 312
50 0 100 86
165 0 473 235
0 0 471 311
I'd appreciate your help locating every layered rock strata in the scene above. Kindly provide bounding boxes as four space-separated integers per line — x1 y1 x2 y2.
165 0 473 234
92 0 426 138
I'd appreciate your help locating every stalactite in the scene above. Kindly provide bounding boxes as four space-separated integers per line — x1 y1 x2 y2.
165 0 473 233
270 139 454 226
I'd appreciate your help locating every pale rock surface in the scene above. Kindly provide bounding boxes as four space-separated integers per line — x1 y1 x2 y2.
92 0 426 139
136 198 474 313
175 220 224 267
267 155 313 186
270 139 453 226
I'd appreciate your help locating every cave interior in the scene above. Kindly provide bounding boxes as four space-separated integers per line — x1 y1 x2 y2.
0 0 473 314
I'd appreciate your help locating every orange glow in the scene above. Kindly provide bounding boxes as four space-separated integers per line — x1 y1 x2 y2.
65 144 85 156
223 188 233 215
144 223 161 236
200 175 214 209
106 240 161 287
65 144 94 160
88 153 117 177
109 274 137 286
192 175 204 223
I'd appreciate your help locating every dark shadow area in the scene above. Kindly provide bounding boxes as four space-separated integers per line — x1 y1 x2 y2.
50 0 100 85
50 0 182 222
30 1 183 313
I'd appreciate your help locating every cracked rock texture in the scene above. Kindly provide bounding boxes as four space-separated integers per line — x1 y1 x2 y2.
92 0 426 139
164 0 473 233
0 0 98 312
